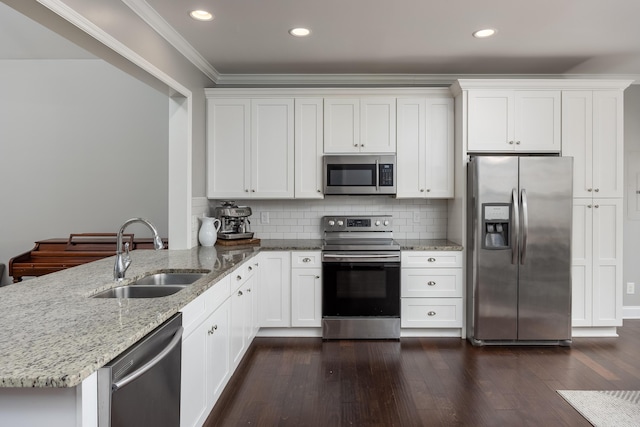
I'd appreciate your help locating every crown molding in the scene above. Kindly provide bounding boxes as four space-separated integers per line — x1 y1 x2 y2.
214 73 640 87
121 0 221 83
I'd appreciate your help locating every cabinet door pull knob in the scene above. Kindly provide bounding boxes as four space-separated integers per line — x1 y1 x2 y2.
428 311 436 317
248 266 253 271
587 205 592 208
246 288 252 293
420 189 425 192
303 257 311 263
427 189 431 192
594 205 599 208
427 281 436 286
315 276 320 279
588 188 593 192
515 140 521 145
354 143 359 147
237 290 243 296
427 257 436 262
508 141 514 145
594 188 599 192
318 189 322 193
236 275 242 281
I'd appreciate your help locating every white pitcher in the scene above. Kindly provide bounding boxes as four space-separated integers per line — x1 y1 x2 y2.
198 217 221 247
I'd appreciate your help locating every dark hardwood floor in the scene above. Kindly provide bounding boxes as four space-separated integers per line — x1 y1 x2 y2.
204 321 640 426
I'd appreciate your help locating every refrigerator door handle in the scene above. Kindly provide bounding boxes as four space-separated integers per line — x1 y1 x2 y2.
520 188 529 265
511 188 519 265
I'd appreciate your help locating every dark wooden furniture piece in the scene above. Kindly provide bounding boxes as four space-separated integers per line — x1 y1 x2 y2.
9 233 168 283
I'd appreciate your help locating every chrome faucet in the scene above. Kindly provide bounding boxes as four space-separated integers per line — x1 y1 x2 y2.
114 218 164 281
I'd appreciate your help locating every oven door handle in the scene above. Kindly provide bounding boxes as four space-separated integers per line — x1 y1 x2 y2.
322 254 400 262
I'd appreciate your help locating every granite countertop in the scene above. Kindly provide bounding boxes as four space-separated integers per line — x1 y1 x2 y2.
0 238 460 389
396 239 463 251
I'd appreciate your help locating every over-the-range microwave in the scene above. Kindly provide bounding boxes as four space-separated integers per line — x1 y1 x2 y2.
323 154 396 195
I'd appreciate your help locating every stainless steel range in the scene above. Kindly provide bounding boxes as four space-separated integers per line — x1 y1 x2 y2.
321 215 401 339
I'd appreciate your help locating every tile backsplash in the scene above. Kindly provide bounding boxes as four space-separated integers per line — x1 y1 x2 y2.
206 196 447 240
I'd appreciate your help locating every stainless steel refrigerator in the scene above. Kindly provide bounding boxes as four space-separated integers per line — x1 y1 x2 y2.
466 156 573 345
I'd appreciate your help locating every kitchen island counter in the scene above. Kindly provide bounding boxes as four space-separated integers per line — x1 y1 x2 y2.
0 238 458 389
0 245 258 388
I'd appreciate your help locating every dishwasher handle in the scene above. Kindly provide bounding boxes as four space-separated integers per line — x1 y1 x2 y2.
112 325 183 391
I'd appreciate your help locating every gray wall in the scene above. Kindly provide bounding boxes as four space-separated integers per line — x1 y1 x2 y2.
0 59 169 285
624 84 640 307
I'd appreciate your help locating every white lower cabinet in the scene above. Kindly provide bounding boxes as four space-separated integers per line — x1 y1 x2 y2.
401 251 463 334
180 259 259 427
572 198 623 331
291 251 322 327
230 261 257 368
180 276 231 427
259 251 291 327
401 298 463 328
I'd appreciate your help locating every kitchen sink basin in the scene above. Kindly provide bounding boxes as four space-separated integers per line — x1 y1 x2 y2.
132 272 209 286
91 271 209 298
92 284 187 298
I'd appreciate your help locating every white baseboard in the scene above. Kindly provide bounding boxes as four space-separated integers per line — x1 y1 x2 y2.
623 306 640 319
572 327 619 337
401 328 463 338
257 328 322 338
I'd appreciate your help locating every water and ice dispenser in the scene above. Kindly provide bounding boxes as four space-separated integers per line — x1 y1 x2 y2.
482 204 510 249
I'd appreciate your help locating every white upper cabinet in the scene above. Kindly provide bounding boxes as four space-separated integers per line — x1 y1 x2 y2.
467 90 561 153
562 90 624 198
324 97 396 153
251 99 295 197
294 98 324 198
207 98 294 199
206 98 251 198
396 97 454 198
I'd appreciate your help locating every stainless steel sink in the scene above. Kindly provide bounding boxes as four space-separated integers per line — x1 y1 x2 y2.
93 285 187 298
91 271 209 298
133 272 208 286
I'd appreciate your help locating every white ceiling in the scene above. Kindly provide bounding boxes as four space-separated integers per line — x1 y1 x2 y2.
3 0 640 83
142 0 640 78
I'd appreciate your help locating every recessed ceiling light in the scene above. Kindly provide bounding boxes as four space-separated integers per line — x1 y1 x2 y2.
473 28 497 38
289 28 311 37
190 10 214 21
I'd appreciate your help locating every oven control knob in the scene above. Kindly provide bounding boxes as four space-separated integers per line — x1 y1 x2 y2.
328 220 335 226
337 220 344 226
384 220 389 226
375 220 381 226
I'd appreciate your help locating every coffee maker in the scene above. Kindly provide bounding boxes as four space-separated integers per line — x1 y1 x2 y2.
214 201 254 240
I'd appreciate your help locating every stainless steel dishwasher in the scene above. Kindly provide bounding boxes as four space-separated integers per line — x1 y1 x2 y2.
98 313 183 427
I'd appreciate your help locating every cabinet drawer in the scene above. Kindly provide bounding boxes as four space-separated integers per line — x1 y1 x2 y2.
401 251 462 268
182 275 231 334
291 251 322 268
401 268 462 298
205 275 231 313
401 298 463 328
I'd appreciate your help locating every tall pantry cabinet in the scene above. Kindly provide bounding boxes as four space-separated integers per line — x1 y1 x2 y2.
450 79 632 338
562 89 626 335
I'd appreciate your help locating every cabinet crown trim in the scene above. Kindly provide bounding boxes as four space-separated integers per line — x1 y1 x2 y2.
450 79 633 95
205 87 452 98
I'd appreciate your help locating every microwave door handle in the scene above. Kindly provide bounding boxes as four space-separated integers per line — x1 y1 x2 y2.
375 159 380 191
